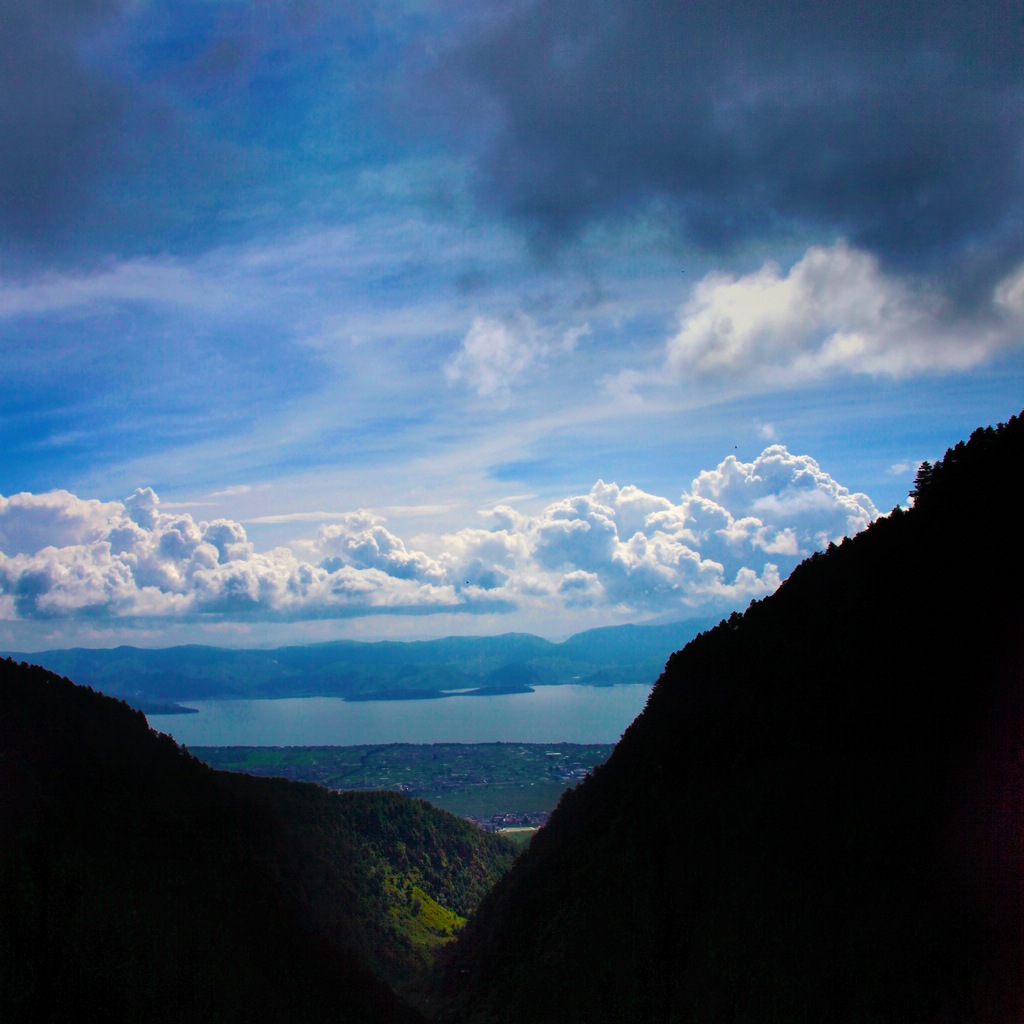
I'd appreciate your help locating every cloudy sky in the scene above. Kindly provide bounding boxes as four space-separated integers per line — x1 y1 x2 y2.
1 0 1021 651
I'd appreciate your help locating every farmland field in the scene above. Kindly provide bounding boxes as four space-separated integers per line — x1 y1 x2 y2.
193 742 614 827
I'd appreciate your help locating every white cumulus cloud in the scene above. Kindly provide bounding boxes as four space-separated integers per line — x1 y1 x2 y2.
316 512 447 583
0 445 878 634
445 314 583 398
664 241 1020 385
0 490 461 623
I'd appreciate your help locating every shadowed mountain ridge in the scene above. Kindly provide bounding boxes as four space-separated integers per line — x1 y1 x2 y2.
0 660 516 1023
440 413 1024 1023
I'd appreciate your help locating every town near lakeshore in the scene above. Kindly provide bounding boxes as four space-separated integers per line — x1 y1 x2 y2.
192 742 616 833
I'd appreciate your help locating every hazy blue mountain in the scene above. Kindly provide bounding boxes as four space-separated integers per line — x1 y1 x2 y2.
2 617 717 708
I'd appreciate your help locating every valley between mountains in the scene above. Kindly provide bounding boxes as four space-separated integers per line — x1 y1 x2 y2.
2 412 1022 1023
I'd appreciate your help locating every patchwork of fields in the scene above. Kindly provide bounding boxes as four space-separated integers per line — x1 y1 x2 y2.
193 742 615 828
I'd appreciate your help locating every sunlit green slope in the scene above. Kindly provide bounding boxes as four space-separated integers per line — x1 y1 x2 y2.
0 661 514 1022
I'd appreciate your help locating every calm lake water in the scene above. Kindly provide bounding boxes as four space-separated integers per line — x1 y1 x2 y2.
145 683 654 747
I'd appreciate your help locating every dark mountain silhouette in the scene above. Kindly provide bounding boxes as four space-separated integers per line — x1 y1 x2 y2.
2 619 717 709
440 414 1024 1022
0 661 515 1023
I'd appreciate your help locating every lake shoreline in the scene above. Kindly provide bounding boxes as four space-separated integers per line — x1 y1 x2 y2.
145 683 654 747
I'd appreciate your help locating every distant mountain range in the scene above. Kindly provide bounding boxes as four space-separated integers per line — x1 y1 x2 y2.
3 618 718 711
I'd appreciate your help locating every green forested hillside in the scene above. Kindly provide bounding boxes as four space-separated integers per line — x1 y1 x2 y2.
440 413 1024 1023
0 661 515 1022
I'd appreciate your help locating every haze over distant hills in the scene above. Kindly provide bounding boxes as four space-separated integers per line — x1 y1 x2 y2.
2 618 717 710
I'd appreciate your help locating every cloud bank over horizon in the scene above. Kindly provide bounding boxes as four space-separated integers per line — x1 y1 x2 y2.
0 446 877 645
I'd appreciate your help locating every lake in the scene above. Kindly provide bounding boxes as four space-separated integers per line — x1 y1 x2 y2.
145 683 654 747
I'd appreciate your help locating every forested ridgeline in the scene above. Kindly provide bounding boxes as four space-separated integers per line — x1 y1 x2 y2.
0 660 515 1023
440 413 1024 1023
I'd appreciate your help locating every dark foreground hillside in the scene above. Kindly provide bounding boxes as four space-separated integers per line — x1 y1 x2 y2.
441 414 1024 1023
0 662 515 1023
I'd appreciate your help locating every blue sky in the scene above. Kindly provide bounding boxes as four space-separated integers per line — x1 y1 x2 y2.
1 0 1021 650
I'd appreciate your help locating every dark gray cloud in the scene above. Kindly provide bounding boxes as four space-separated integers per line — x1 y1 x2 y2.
0 0 129 247
0 1 391 264
447 0 1024 287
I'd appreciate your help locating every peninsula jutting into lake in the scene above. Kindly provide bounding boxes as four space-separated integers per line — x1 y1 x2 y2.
2 619 714 708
